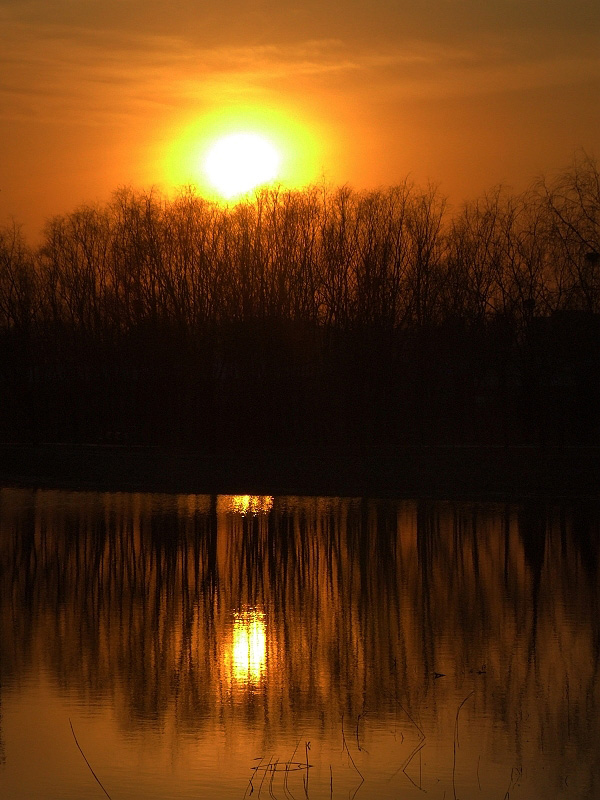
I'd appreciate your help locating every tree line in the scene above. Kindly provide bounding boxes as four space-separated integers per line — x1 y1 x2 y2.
0 154 598 446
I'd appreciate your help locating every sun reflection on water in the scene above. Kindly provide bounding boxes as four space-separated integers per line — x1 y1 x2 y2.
218 495 273 515
228 608 267 686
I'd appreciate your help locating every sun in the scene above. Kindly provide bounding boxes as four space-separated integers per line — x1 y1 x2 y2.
203 132 281 198
161 104 326 198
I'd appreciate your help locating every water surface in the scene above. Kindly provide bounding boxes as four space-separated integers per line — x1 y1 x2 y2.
0 489 598 798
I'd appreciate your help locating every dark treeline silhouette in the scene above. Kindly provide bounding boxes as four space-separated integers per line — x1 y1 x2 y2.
1 154 598 446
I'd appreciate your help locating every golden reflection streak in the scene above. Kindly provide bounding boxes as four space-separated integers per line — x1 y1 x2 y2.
218 495 273 515
227 609 267 686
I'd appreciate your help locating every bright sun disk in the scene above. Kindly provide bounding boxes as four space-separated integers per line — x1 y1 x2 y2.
204 132 281 198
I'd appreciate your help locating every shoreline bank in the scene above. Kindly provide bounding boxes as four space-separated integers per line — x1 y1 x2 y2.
0 442 598 500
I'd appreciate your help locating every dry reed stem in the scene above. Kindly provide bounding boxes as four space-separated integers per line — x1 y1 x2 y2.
258 755 273 798
341 713 365 800
453 690 475 800
355 713 369 753
284 739 301 800
269 758 278 799
243 755 265 798
389 701 427 790
69 718 112 800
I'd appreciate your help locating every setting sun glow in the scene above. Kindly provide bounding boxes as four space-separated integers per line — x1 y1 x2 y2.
162 105 324 201
204 132 281 198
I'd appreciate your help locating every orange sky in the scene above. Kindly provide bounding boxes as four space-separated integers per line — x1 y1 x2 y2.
1 0 599 238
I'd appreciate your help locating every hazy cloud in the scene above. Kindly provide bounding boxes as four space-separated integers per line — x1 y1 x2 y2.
2 4 598 127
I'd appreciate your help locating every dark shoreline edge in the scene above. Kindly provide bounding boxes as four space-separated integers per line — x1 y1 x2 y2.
0 442 599 500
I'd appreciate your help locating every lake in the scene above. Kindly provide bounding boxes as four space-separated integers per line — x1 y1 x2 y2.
0 488 598 799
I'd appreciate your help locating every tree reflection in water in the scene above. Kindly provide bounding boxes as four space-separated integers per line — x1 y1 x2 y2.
0 489 598 798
